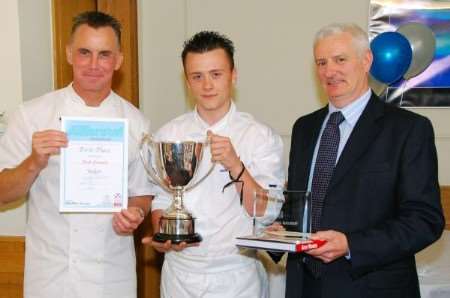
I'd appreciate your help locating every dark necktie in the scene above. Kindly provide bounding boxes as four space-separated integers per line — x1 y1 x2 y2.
306 111 344 277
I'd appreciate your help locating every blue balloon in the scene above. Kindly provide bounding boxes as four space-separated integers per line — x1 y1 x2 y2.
370 32 412 84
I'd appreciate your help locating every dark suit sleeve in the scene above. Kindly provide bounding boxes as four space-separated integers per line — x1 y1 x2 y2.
347 116 445 277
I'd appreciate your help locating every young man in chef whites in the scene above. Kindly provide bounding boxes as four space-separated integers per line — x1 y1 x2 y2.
143 31 285 297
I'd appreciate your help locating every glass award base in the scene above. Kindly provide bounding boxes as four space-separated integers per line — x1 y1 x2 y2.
153 232 202 244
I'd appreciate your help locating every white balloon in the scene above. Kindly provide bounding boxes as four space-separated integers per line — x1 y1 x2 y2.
397 23 436 79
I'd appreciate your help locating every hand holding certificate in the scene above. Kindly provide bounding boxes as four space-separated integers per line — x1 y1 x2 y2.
60 117 128 212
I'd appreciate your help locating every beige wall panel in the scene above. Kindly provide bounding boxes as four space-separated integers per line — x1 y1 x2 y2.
185 0 369 137
138 0 187 131
0 1 26 236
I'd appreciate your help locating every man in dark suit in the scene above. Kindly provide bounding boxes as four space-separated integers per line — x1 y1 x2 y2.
283 23 444 298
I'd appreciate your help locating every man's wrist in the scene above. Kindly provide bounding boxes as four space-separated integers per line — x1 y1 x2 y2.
25 155 45 174
133 206 145 218
229 161 245 180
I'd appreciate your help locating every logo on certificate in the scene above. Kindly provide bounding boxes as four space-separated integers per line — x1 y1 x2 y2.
113 193 122 208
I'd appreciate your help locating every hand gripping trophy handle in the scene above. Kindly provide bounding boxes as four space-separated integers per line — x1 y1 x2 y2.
139 133 215 244
184 139 215 192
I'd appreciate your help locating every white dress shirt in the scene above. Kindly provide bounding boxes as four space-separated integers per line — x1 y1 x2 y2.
0 84 153 298
307 89 372 191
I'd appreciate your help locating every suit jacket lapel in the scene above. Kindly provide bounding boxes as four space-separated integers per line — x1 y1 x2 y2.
328 94 385 191
290 107 328 190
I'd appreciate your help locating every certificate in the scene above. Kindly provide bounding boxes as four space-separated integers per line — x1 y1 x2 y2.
60 117 128 212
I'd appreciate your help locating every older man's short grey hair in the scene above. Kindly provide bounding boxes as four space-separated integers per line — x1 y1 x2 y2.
314 23 370 56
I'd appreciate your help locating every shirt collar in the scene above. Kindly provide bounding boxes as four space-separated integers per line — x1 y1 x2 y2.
66 83 115 107
328 89 371 127
194 101 236 132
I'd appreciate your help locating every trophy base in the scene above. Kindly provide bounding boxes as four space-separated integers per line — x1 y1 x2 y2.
153 233 202 244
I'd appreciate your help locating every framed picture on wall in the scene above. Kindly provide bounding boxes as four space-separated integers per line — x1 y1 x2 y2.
370 0 450 107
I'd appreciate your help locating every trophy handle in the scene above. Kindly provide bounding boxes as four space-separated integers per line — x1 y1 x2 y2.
185 140 215 191
139 133 172 193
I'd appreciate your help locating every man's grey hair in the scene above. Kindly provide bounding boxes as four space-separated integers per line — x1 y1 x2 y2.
314 23 370 56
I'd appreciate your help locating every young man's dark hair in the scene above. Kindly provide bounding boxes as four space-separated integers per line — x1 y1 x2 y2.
71 11 122 47
181 31 235 69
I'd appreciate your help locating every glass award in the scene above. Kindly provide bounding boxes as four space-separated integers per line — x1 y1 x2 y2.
235 189 320 253
252 189 311 236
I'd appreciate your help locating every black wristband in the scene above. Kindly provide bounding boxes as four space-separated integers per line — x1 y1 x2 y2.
222 161 246 205
229 162 245 181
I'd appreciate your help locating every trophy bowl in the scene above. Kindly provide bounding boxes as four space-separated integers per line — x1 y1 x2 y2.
140 135 214 244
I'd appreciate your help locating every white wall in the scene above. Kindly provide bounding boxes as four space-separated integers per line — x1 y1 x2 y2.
0 1 26 235
185 0 370 170
139 0 450 184
18 0 53 101
0 0 53 236
138 1 187 132
413 108 450 185
1 1 23 115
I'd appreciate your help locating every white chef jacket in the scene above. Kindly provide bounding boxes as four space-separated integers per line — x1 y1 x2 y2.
152 102 285 297
0 84 153 298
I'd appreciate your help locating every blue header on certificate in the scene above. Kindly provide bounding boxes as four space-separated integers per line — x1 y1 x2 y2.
65 120 125 142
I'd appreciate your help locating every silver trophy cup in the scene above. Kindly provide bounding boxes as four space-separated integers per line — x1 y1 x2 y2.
140 134 214 244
